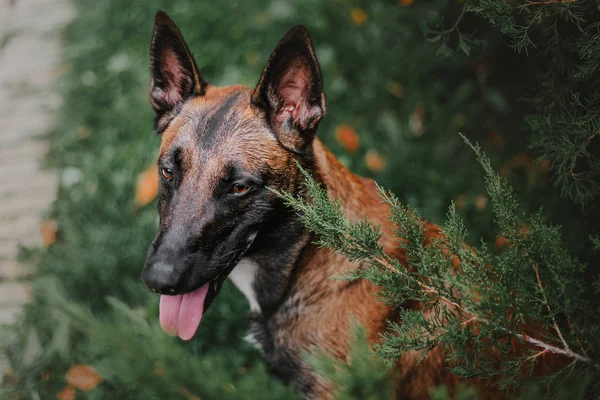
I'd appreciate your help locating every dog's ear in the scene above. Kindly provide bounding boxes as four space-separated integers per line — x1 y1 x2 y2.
252 26 326 152
149 11 207 132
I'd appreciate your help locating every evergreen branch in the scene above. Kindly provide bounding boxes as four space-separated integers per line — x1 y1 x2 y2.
274 163 597 370
531 259 572 354
569 131 599 182
375 247 592 364
437 2 469 36
591 235 600 250
520 0 579 7
458 134 598 366
512 332 590 364
420 1 482 56
370 232 592 366
569 321 591 360
374 247 592 364
372 251 464 312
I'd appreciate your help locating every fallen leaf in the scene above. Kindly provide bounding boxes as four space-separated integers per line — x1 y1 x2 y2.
495 236 508 250
57 386 76 400
350 8 368 25
179 387 200 400
475 194 488 211
335 125 360 153
365 151 386 172
3 369 18 385
135 164 159 207
42 370 53 381
40 220 58 247
450 255 461 268
398 0 414 5
500 153 533 177
512 153 531 168
76 126 90 140
488 131 503 149
538 158 552 173
387 81 404 98
66 365 103 391
409 104 426 136
455 195 466 210
245 50 260 66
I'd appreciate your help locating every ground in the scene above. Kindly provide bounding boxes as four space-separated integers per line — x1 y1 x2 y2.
0 0 74 378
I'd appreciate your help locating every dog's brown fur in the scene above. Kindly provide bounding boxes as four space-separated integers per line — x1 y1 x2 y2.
277 140 455 398
143 12 564 399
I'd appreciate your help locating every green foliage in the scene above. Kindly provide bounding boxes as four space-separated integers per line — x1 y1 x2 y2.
275 140 600 396
423 0 600 205
429 384 479 400
2 279 296 400
306 324 394 400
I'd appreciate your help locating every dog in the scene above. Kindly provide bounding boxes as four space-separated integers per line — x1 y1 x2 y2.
141 11 558 399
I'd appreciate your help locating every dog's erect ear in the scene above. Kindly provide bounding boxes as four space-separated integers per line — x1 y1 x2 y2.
252 26 326 152
150 11 207 132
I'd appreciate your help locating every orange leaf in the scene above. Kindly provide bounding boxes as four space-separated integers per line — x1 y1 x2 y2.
350 8 367 25
409 104 426 136
398 0 414 5
455 195 466 210
57 386 76 400
450 255 461 268
538 158 552 173
179 387 200 400
42 370 53 381
387 81 404 98
335 125 360 153
65 365 103 391
40 220 58 247
495 236 508 250
520 224 531 238
135 164 159 207
365 151 386 172
488 131 503 149
512 153 531 168
475 194 488 211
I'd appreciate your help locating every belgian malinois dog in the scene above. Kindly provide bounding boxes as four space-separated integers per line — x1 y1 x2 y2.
142 12 559 399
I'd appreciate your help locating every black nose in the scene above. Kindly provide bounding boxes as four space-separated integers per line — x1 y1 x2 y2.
142 261 179 295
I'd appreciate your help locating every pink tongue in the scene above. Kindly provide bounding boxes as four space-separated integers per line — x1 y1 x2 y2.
159 283 209 341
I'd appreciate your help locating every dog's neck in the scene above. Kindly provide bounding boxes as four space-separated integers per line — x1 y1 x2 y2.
230 139 371 316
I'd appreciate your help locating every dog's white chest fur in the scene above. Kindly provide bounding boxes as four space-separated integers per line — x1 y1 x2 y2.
229 258 260 313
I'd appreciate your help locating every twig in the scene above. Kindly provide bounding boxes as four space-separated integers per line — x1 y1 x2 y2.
569 321 590 359
513 332 589 363
371 254 464 310
531 261 572 353
522 0 579 6
530 349 549 360
439 2 469 35
365 251 596 367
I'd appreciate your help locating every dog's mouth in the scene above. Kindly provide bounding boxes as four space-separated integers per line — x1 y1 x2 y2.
157 232 257 341
159 283 210 340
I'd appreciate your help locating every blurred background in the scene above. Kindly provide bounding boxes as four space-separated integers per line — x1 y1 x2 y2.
0 0 598 398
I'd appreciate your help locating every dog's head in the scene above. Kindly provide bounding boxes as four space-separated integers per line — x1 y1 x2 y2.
142 12 325 340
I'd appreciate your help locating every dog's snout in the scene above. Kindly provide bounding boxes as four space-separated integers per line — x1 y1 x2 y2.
143 261 179 294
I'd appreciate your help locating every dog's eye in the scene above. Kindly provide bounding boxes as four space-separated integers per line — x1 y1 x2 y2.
161 167 173 181
231 183 249 194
